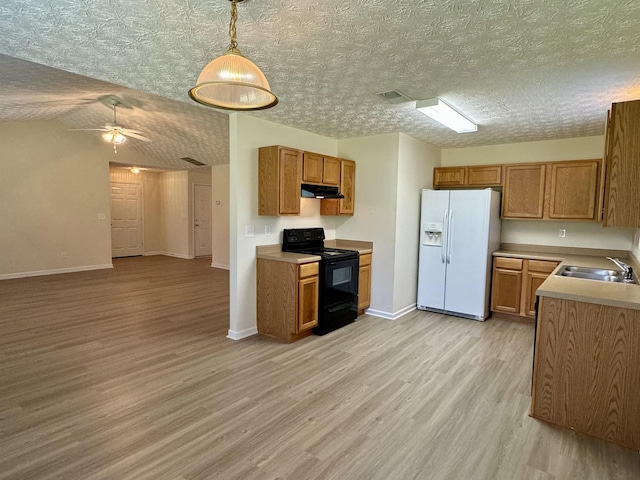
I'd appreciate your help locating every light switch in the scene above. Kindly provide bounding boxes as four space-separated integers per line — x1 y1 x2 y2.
265 225 271 236
245 225 255 237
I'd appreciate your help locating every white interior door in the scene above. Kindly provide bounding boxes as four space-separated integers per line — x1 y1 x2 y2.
110 183 143 258
194 184 212 257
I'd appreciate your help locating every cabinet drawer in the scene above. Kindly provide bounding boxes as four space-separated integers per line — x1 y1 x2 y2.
528 260 559 274
299 262 319 279
494 257 523 270
359 253 372 266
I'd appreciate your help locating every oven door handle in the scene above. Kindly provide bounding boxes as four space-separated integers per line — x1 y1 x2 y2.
327 299 356 313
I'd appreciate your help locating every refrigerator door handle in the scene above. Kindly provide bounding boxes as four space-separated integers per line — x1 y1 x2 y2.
447 209 453 264
441 209 448 263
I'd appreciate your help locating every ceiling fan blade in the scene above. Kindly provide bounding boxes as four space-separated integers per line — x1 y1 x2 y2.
68 128 109 132
122 130 152 142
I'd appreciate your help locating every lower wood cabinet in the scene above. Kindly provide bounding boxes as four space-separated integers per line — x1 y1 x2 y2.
532 296 640 450
491 256 559 320
257 259 319 342
358 253 372 314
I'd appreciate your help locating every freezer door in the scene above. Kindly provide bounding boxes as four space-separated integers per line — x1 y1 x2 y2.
443 190 492 317
417 190 450 310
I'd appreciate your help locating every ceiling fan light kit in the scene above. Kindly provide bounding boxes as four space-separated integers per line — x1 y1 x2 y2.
416 98 477 133
189 0 278 111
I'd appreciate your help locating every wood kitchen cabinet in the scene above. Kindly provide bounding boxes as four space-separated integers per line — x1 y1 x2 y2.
257 259 319 342
502 160 601 220
258 146 302 216
532 296 640 450
602 99 640 227
433 165 501 188
491 256 559 320
321 159 355 216
502 164 546 218
358 253 372 314
302 152 340 186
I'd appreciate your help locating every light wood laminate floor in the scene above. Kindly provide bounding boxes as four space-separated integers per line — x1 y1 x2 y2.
1 256 638 480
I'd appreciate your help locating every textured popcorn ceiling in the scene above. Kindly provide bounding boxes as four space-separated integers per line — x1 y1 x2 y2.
1 0 640 168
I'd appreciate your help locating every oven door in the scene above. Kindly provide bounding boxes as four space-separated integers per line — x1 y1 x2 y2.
322 257 359 306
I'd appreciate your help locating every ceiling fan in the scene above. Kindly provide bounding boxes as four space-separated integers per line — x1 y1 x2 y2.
70 98 151 153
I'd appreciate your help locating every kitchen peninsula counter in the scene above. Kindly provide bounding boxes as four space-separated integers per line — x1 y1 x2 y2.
493 244 640 310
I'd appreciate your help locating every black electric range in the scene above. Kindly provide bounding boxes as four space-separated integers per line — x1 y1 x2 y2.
282 228 359 335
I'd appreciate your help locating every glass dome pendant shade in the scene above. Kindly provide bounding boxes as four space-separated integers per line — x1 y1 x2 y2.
189 0 278 111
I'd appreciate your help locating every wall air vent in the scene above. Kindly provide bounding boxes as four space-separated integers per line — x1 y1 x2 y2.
376 89 413 104
180 156 206 166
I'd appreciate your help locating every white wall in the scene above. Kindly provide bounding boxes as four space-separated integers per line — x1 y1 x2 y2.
336 133 441 318
441 136 605 166
161 170 190 258
211 164 230 269
393 134 441 313
0 121 112 278
336 133 400 315
441 135 634 251
229 114 339 339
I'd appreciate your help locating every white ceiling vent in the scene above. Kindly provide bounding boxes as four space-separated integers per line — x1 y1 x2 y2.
376 90 413 104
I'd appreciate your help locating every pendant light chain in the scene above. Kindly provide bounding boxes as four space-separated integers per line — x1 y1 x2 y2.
229 0 238 50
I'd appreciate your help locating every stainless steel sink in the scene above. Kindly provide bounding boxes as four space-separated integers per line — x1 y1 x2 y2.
556 265 636 284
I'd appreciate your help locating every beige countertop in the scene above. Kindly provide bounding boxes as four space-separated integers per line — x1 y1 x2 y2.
256 239 373 264
494 247 640 310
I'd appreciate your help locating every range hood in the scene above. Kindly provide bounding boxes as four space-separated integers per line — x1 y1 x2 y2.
300 183 344 199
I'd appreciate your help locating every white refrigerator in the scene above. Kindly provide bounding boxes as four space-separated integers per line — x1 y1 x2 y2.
417 188 501 320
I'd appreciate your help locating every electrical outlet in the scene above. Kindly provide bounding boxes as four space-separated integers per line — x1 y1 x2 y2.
559 229 566 238
244 225 254 237
265 225 271 236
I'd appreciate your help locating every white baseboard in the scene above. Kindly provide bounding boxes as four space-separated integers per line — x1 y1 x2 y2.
0 263 113 281
365 303 416 320
211 263 230 270
227 327 258 340
143 252 194 260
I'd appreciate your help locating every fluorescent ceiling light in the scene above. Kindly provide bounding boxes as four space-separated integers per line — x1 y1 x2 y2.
416 98 477 133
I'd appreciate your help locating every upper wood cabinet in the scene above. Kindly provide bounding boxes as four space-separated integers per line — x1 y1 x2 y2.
321 159 355 216
302 153 341 186
602 99 640 227
433 165 501 188
433 167 465 187
258 146 302 216
502 164 546 218
502 160 601 221
548 160 599 220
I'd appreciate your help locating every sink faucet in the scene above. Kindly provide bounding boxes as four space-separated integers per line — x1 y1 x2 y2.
606 257 635 283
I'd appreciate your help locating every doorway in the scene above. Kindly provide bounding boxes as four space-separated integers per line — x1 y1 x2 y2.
194 184 212 257
110 182 143 257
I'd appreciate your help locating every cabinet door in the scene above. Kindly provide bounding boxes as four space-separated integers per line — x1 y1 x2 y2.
323 157 341 185
358 254 372 311
524 272 551 317
339 160 356 215
466 165 502 186
279 148 302 215
298 276 319 332
502 164 546 218
604 100 640 227
302 152 324 184
548 160 599 220
491 257 523 313
433 167 465 187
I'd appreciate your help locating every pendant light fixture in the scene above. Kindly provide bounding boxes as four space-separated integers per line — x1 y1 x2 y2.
189 0 278 111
